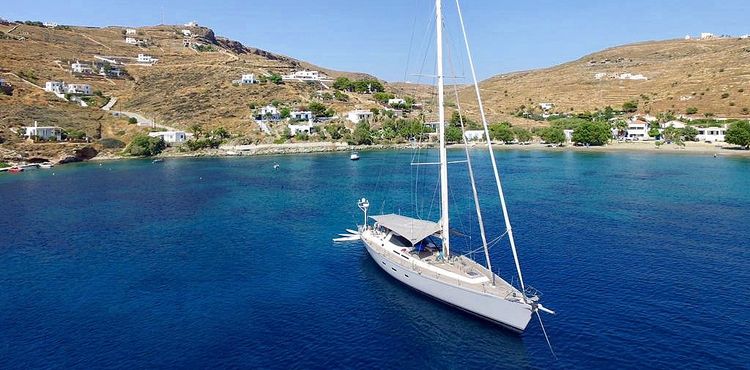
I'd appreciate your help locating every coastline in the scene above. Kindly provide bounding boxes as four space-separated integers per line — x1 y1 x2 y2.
85 140 750 164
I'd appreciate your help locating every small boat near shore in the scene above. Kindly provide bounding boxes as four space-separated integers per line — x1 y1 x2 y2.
350 152 360 161
152 159 164 163
8 166 24 174
39 162 54 169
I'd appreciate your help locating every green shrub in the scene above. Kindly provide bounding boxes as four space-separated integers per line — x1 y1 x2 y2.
99 138 126 149
124 134 166 156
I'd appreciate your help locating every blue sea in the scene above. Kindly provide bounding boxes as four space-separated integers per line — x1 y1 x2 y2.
1 149 748 369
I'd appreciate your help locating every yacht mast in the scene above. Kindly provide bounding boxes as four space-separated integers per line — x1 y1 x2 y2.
436 0 450 257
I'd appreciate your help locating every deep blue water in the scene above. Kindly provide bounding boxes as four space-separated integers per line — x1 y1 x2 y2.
1 150 748 369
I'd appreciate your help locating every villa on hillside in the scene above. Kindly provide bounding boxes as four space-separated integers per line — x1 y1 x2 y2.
288 123 313 136
71 61 94 74
44 81 66 94
185 21 199 27
257 105 281 121
696 126 726 142
66 83 92 95
125 37 138 45
148 131 187 144
700 32 715 40
233 74 256 85
388 98 406 106
290 110 313 122
43 22 58 28
126 28 137 35
281 70 331 82
137 54 158 64
346 109 374 124
24 122 62 141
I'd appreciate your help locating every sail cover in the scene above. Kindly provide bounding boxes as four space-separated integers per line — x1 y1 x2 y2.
370 214 442 244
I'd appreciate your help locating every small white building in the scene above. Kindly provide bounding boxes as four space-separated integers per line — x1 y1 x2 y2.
125 37 138 45
626 121 650 140
700 32 715 40
258 105 281 120
181 29 192 37
685 34 691 40
388 98 406 106
24 121 62 141
66 83 92 95
239 74 256 84
126 28 137 35
463 130 485 141
185 21 199 27
539 102 554 111
288 123 313 136
661 120 686 129
616 73 648 81
148 131 187 144
696 127 726 142
346 109 374 124
71 61 94 74
43 22 58 28
44 81 66 94
282 70 330 82
137 54 158 64
290 110 313 121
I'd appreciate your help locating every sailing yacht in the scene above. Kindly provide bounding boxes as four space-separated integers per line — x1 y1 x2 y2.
338 0 554 333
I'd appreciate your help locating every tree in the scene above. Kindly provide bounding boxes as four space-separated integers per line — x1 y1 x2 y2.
724 120 750 148
128 117 137 124
540 127 565 145
373 92 395 104
280 107 291 119
622 100 638 113
513 127 532 143
611 119 628 138
445 126 463 143
352 122 373 145
488 122 514 143
686 107 698 115
681 126 699 141
661 126 681 142
648 126 661 139
267 73 283 84
124 134 166 156
308 101 328 117
332 77 352 91
324 124 346 140
210 127 230 140
189 124 203 139
572 121 611 145
334 90 349 102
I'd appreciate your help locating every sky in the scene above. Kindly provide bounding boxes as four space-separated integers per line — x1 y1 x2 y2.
3 0 750 82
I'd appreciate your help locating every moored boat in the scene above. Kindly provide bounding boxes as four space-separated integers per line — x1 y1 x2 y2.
8 166 24 174
350 152 360 160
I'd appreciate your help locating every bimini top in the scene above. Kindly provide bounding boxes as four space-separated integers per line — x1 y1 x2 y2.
370 214 441 244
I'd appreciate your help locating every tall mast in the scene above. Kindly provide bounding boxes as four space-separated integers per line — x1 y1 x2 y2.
436 0 450 257
455 0 527 295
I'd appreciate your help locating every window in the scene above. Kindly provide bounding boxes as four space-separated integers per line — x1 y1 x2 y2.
389 233 411 248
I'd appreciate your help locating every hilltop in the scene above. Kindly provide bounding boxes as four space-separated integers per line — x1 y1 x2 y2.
457 38 750 124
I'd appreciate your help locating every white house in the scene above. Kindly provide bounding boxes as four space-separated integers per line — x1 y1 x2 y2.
290 110 313 121
288 123 313 136
685 34 691 40
126 28 137 35
185 21 199 27
181 29 192 37
539 102 554 111
137 54 158 64
125 37 138 45
661 120 686 129
43 22 58 28
616 73 648 81
700 32 715 40
148 131 187 144
282 70 331 82
239 74 256 84
258 105 281 121
626 121 650 140
346 109 374 124
463 130 485 141
24 121 62 141
66 83 92 95
44 81 66 94
388 98 406 106
71 61 94 74
696 126 726 142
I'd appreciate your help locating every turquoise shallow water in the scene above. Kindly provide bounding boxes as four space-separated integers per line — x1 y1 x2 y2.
0 149 748 369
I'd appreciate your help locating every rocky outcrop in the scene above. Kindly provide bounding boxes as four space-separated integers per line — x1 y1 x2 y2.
57 146 98 164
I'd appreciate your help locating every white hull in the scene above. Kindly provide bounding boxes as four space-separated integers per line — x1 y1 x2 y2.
362 237 532 332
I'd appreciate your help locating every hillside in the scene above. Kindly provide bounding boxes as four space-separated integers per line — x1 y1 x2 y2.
458 38 750 124
0 21 388 155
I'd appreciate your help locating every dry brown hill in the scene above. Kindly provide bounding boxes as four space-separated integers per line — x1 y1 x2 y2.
457 38 750 125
